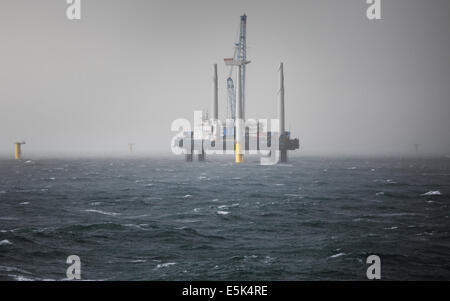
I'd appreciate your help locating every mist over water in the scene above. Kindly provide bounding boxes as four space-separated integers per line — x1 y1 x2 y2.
1 157 449 280
1 0 450 156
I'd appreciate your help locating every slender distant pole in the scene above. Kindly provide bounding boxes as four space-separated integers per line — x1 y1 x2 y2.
278 63 285 136
212 64 218 120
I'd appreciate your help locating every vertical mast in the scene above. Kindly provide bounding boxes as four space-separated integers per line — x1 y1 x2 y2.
238 14 247 120
212 64 218 120
278 63 285 135
235 65 244 163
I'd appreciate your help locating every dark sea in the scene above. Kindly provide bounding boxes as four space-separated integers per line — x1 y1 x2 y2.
0 156 449 281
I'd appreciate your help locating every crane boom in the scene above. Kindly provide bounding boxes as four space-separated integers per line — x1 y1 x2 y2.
224 14 249 121
226 77 236 120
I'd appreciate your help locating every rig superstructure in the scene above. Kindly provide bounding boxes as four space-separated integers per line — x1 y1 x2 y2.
176 15 299 163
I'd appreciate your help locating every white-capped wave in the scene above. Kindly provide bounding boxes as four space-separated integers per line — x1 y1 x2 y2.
9 275 35 281
263 256 275 264
123 224 146 230
217 211 230 215
156 262 176 269
0 239 12 246
85 209 120 217
384 226 398 230
421 191 442 196
329 252 346 259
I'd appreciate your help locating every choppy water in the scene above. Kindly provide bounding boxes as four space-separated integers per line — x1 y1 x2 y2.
0 156 449 280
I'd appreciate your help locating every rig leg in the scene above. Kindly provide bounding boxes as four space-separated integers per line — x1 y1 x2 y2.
235 142 244 163
280 150 287 163
198 151 205 161
198 140 205 161
185 131 194 162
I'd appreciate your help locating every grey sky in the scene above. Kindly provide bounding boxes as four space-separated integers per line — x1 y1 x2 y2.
0 0 449 157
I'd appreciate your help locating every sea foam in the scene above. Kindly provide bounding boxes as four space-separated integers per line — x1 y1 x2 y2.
421 191 442 196
85 209 120 217
0 239 12 246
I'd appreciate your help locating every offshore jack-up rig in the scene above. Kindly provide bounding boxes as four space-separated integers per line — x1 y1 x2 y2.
176 15 299 163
